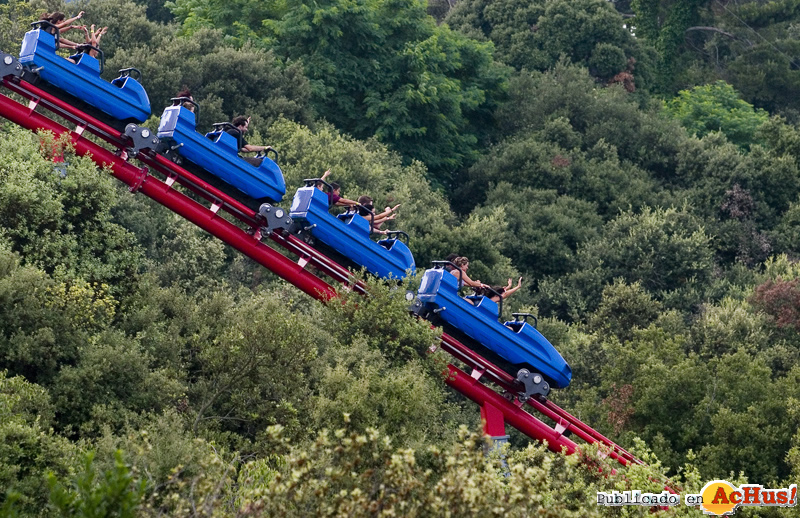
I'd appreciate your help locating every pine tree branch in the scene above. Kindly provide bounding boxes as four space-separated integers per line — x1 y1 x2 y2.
685 25 753 46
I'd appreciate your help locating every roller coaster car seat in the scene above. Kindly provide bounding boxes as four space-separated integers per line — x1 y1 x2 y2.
289 186 325 218
464 295 501 321
66 51 101 74
417 267 451 303
205 127 240 155
377 236 415 272
503 320 526 333
336 212 371 236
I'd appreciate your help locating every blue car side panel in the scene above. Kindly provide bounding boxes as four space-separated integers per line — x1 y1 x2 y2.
19 29 150 122
157 106 285 202
418 269 572 388
290 186 415 280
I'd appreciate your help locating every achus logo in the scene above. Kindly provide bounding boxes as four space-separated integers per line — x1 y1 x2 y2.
685 480 798 516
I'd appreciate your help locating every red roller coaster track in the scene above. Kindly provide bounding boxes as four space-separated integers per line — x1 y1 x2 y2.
0 72 659 479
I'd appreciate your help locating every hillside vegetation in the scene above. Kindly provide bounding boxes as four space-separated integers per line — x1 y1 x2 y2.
1 0 800 515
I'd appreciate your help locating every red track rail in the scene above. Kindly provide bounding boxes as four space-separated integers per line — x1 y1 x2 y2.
0 74 648 472
0 80 336 301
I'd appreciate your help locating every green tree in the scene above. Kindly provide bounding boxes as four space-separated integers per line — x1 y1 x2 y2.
304 277 466 449
693 357 799 481
168 0 287 44
310 341 459 449
50 328 183 436
235 424 719 518
689 297 771 358
241 426 603 517
537 206 715 320
0 127 144 296
590 206 714 297
47 451 145 517
665 81 769 149
447 0 656 87
91 410 241 516
669 130 799 262
0 0 39 55
0 244 154 428
725 37 800 114
770 200 800 256
269 0 508 181
183 289 329 445
456 106 668 218
630 0 706 90
145 215 228 291
484 62 690 186
321 278 442 367
109 28 313 130
705 0 800 114
473 184 603 284
631 0 800 107
73 0 172 63
0 233 177 438
0 372 78 515
0 245 78 385
587 280 663 343
133 0 176 24
567 280 800 484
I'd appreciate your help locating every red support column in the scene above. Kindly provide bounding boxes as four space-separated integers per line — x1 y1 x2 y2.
481 399 510 454
480 400 507 438
446 365 578 455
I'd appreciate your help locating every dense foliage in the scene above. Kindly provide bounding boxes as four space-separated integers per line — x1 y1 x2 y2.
446 0 657 89
1 0 800 515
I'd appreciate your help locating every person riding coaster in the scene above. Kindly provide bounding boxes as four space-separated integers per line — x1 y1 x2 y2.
223 115 276 167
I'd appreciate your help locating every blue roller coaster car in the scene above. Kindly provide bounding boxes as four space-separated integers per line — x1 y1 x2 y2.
412 263 571 392
289 183 415 280
19 23 150 122
156 103 285 203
